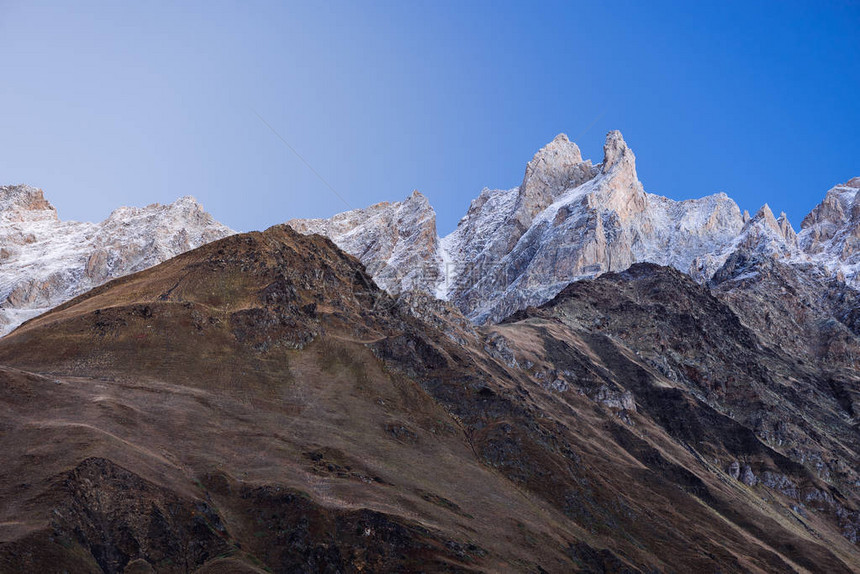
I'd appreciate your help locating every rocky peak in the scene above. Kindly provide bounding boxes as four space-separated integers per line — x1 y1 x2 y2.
749 204 799 242
800 180 858 234
592 130 646 221
601 130 636 176
776 211 798 243
798 180 860 286
0 185 58 222
449 132 748 323
750 204 780 234
517 133 595 219
733 204 799 256
404 189 430 209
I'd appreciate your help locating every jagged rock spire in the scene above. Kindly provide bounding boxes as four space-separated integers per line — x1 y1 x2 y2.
776 211 797 243
518 133 595 218
735 203 799 254
593 131 646 221
601 130 637 178
751 204 779 232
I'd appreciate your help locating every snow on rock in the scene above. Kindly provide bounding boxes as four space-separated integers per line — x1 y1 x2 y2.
799 178 860 286
0 185 234 334
440 133 600 303
447 131 748 323
283 132 860 325
646 192 745 282
689 203 807 287
288 190 442 296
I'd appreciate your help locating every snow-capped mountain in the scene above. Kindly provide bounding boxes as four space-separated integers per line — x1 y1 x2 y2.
3 142 860 572
799 178 860 283
443 131 749 323
292 130 847 324
0 185 233 334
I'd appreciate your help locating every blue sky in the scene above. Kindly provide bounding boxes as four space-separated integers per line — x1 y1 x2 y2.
0 1 857 233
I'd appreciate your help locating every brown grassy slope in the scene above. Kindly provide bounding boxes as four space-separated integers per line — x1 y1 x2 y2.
0 227 583 573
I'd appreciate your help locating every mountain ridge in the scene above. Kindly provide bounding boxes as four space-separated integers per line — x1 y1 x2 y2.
3 131 853 335
288 131 858 325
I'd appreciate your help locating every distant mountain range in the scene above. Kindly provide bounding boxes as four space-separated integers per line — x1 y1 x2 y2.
3 131 857 334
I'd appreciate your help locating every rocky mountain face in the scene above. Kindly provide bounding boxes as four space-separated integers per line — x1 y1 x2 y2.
288 190 442 296
444 131 747 323
0 185 233 334
288 131 860 326
513 265 860 513
0 226 858 572
799 177 860 283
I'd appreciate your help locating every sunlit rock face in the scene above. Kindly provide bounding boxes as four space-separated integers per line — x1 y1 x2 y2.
445 130 744 323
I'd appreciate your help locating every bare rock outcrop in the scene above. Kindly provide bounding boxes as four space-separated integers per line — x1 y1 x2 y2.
518 133 597 219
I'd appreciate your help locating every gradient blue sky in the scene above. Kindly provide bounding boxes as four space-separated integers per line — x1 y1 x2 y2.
1 1 858 233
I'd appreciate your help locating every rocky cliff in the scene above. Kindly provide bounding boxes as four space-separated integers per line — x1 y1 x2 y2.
446 131 748 323
288 190 442 296
799 178 860 283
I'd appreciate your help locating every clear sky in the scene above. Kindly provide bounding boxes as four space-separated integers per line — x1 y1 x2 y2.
1 1 857 233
